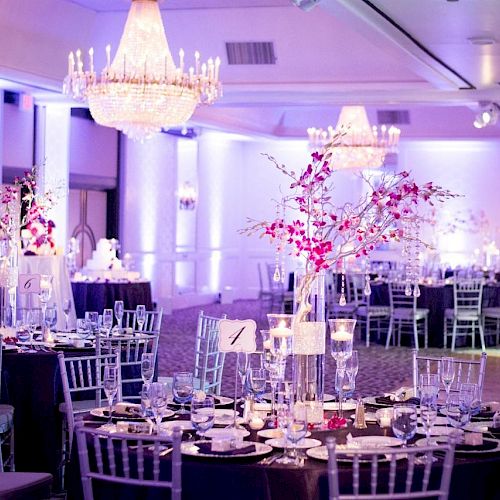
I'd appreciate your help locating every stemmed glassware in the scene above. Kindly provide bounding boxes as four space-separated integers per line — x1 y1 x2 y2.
441 357 455 402
114 300 124 333
285 402 308 467
102 309 113 337
136 305 146 332
38 274 53 335
27 309 40 344
446 392 471 439
344 350 359 399
191 394 215 439
392 403 418 448
141 353 155 386
44 305 57 341
76 318 92 341
173 371 193 415
148 382 168 433
328 319 356 418
237 352 249 401
62 299 72 331
263 337 285 427
85 311 99 335
103 365 119 429
247 368 267 403
416 376 439 464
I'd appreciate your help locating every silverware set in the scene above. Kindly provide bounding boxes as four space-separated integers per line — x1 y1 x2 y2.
258 452 283 466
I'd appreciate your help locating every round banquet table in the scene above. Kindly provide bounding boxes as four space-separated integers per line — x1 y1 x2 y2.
71 280 153 318
370 282 500 347
66 410 500 500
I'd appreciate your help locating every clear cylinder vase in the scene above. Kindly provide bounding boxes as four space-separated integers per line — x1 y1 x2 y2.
292 270 326 426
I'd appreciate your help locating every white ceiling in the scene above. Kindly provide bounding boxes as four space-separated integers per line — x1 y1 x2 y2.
2 0 500 137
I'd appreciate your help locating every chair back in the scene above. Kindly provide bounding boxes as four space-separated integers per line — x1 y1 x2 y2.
194 311 227 395
412 350 487 399
453 280 483 315
58 351 121 454
326 436 455 500
99 333 159 401
122 308 163 334
75 421 182 500
348 273 368 307
389 281 416 311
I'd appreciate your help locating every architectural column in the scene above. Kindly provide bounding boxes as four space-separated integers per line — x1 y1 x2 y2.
35 104 71 249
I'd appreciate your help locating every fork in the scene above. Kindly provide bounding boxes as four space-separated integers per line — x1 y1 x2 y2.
259 452 283 466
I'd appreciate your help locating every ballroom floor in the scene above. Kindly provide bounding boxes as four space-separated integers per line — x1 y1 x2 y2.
158 300 500 401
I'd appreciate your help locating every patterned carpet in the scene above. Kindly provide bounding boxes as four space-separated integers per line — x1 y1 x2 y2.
158 299 496 398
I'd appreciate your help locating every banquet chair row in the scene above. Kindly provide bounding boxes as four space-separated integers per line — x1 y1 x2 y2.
75 421 182 500
326 436 456 499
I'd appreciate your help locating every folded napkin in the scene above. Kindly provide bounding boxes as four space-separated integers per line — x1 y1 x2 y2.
374 396 420 406
473 410 496 419
103 405 142 419
195 442 256 456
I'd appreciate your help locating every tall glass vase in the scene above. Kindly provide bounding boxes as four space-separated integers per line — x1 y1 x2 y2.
293 270 326 426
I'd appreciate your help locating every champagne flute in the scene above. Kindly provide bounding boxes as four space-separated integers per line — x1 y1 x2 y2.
416 394 438 464
102 308 113 337
286 402 308 467
237 352 249 400
392 403 417 448
136 305 146 332
63 299 72 331
103 365 119 426
173 371 193 415
191 394 215 439
114 300 124 332
141 353 155 386
441 357 455 402
148 382 168 433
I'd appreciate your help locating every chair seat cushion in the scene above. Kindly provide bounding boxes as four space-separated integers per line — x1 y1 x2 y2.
59 399 97 415
356 306 390 317
393 308 429 320
0 472 52 499
445 308 481 320
0 405 14 434
483 307 500 318
330 303 357 314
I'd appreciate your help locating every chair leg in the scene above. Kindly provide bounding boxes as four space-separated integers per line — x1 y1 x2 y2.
478 321 486 352
385 316 393 349
424 316 428 349
366 317 370 347
451 319 457 352
471 321 475 350
413 319 419 351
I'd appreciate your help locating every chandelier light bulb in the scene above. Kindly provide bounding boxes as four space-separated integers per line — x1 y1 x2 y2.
63 0 222 141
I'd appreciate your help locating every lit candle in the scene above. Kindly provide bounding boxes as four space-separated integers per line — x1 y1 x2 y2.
331 330 353 341
179 48 184 72
68 52 75 75
215 56 221 81
106 44 111 70
189 66 194 83
379 416 391 428
263 339 272 350
89 47 94 74
195 51 200 75
76 49 82 74
207 57 214 80
270 320 293 338
201 63 207 78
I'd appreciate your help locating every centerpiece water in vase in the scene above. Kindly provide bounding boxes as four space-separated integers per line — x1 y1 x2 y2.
292 270 326 426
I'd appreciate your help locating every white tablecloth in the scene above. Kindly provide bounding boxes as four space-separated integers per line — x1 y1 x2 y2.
17 255 77 330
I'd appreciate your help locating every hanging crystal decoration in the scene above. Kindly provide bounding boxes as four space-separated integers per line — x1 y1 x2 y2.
364 257 371 296
339 260 347 306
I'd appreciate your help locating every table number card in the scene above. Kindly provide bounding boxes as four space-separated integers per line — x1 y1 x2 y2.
219 319 257 353
19 274 41 294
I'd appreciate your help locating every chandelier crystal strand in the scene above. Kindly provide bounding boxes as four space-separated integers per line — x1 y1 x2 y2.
307 106 400 169
63 0 221 141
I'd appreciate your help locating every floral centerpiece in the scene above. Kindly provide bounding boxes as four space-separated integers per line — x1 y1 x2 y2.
243 136 456 324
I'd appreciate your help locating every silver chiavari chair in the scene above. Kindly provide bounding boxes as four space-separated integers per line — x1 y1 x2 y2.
75 421 182 500
122 308 163 334
412 350 487 400
326 436 456 500
58 350 121 485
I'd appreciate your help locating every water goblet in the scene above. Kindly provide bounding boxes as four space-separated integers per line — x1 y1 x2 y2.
102 308 113 337
446 393 470 439
103 364 119 427
419 373 440 401
62 299 72 331
141 353 155 386
76 318 92 341
85 311 99 335
392 403 417 448
140 383 154 425
285 402 308 467
173 371 193 414
27 309 41 344
15 319 30 343
136 305 146 332
191 394 215 439
441 357 455 402
148 382 168 433
114 300 124 331
247 368 266 403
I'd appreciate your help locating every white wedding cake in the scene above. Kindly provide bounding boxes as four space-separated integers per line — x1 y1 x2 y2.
86 238 123 271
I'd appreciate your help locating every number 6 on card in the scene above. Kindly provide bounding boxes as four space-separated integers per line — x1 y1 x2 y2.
218 319 257 353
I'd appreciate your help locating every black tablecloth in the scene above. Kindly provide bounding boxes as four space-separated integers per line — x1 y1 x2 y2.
371 282 500 347
71 281 153 318
67 412 500 500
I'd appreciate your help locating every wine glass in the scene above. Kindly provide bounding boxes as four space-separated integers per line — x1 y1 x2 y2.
38 274 53 324
173 371 193 414
102 309 113 337
114 300 124 332
247 368 266 403
44 305 57 339
191 394 215 439
416 394 438 464
76 318 91 341
85 311 99 335
26 309 39 344
140 383 154 425
15 319 30 343
136 305 146 332
62 299 72 331
441 357 455 402
459 383 478 411
446 393 470 439
392 403 417 448
103 365 119 427
148 382 168 433
141 353 155 386
285 402 308 467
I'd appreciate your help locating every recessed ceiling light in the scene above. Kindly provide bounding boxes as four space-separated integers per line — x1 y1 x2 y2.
468 36 496 46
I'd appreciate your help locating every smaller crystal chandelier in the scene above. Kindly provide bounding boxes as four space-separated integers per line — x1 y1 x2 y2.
63 0 222 141
178 182 197 210
307 106 400 169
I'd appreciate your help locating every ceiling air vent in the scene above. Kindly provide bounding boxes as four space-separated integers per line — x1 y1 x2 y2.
225 42 276 65
377 110 410 125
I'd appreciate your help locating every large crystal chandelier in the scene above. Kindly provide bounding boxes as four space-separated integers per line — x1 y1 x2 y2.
307 106 400 169
63 0 221 141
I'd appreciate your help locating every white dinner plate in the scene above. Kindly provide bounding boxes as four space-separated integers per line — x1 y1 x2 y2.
213 409 237 425
463 421 494 433
265 437 322 450
181 440 272 459
90 406 175 421
306 445 329 461
263 393 335 403
159 420 193 432
2 344 18 351
204 427 250 439
349 436 401 448
324 401 357 411
257 428 312 439
417 416 448 426
416 436 500 455
416 426 461 437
